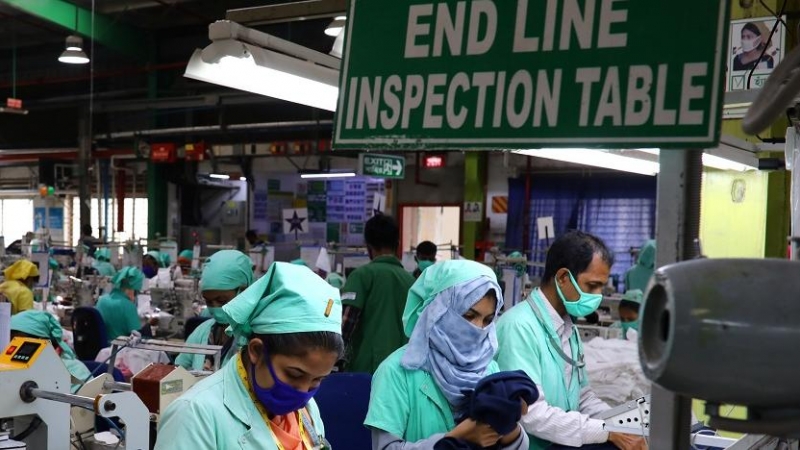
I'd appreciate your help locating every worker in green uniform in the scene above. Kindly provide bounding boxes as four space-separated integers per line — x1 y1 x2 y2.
96 266 144 340
11 310 92 392
175 250 254 371
341 214 415 374
624 239 656 292
92 247 117 277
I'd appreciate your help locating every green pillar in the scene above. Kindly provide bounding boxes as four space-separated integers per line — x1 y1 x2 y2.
764 168 790 258
147 162 168 239
462 152 487 260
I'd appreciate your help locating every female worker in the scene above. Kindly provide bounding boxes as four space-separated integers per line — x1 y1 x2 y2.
142 250 168 279
92 248 117 277
616 290 643 340
11 310 92 392
366 260 529 449
733 22 775 71
0 259 39 315
95 266 144 340
177 249 194 275
175 250 254 371
155 262 343 449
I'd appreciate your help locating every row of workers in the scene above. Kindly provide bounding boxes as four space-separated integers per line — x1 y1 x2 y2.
145 226 646 450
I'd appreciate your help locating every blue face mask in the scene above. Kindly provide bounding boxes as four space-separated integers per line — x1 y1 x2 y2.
142 265 157 279
555 271 603 317
250 352 317 416
206 307 229 324
621 321 639 338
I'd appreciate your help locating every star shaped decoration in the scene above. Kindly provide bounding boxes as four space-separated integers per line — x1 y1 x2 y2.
286 211 306 240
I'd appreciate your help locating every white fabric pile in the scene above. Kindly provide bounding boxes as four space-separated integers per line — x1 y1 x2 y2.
583 333 650 405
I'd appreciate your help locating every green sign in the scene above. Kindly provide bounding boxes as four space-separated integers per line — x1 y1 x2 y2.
359 154 406 179
334 0 729 150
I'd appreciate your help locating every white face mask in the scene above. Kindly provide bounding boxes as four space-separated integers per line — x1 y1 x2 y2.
741 36 761 52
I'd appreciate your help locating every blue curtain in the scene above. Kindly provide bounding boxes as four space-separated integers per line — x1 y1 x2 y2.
506 173 656 284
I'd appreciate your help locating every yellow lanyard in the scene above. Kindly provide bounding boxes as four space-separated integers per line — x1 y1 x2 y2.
236 356 312 450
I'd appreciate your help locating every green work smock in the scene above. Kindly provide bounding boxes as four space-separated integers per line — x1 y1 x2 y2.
495 290 589 450
155 354 326 450
95 289 141 341
342 255 415 374
365 346 499 442
93 260 117 277
174 319 236 371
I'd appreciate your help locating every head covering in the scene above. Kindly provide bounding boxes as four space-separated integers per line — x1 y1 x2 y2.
621 289 644 304
4 260 39 281
200 250 254 292
401 260 503 408
637 240 656 269
179 249 194 260
11 310 76 358
326 272 345 289
112 266 145 291
30 239 44 252
95 248 112 262
222 262 341 343
146 250 170 268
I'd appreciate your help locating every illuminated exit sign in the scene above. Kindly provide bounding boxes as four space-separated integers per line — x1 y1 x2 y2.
423 154 446 169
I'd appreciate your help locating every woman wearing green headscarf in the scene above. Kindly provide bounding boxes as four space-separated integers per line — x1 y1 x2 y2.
175 250 254 371
92 248 117 277
155 262 343 450
366 260 528 450
11 310 92 392
95 266 144 340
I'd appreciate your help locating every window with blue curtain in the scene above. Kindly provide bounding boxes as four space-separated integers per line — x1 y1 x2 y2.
506 173 656 289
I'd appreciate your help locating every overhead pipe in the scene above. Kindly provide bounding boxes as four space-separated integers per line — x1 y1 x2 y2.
94 119 333 140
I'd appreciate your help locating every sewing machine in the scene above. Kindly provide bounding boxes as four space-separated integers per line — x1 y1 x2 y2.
0 337 150 450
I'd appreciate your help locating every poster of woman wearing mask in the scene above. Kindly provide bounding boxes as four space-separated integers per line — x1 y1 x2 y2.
728 17 785 91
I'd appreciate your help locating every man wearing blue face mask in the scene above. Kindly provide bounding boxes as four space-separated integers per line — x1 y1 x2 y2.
495 231 646 450
175 250 254 371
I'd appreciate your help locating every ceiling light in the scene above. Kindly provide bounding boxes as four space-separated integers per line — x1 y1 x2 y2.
330 26 345 59
325 17 346 37
514 149 660 176
209 173 230 180
185 21 340 111
240 176 247 181
59 36 89 64
300 172 356 179
638 148 756 172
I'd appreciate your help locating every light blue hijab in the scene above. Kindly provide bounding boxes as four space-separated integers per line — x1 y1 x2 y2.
400 260 503 409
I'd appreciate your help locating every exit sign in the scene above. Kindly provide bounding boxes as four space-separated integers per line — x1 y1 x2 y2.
423 154 446 169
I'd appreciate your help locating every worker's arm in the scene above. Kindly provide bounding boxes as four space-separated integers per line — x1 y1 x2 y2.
579 385 611 418
154 398 216 449
340 269 368 345
13 288 34 314
371 429 445 450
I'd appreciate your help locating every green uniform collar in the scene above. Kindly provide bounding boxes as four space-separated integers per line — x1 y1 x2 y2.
371 255 403 266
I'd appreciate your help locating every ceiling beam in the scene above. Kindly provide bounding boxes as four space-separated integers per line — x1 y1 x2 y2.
226 0 345 25
0 0 145 57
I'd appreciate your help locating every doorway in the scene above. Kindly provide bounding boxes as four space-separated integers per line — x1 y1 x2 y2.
400 205 461 260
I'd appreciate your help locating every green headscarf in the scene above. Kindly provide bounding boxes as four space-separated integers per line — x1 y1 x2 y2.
403 259 498 338
200 250 254 292
95 248 112 262
11 310 76 359
179 249 194 260
621 289 644 304
112 266 145 291
146 250 170 268
222 262 342 342
326 272 345 289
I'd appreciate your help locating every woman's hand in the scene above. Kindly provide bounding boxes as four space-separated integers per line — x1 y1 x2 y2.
446 419 501 448
608 432 648 450
498 398 529 446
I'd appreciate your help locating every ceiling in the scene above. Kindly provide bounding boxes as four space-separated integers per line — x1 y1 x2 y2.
0 0 343 150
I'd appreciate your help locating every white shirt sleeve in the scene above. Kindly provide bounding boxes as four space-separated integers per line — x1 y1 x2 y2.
579 386 611 418
520 384 609 447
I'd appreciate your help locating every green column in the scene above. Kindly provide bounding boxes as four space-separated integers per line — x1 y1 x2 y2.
147 162 168 239
462 152 487 260
764 167 790 258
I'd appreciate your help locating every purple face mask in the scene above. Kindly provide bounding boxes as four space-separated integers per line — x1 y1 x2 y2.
250 352 317 416
142 265 157 279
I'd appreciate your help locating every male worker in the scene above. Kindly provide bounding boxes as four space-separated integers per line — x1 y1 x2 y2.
495 230 646 450
80 224 99 257
413 240 437 278
341 214 415 374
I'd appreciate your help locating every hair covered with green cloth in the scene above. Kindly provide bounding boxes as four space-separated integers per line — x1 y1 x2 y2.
146 250 170 268
179 249 194 260
112 266 145 291
200 250 254 292
222 262 342 342
11 310 76 359
95 247 112 262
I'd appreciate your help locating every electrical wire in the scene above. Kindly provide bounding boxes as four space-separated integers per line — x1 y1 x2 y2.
747 0 788 89
759 0 788 28
10 417 42 441
72 342 130 393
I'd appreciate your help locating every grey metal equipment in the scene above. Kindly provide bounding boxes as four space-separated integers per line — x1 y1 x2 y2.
640 258 800 437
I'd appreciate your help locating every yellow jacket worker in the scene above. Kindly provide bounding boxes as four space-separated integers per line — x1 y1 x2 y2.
0 260 40 315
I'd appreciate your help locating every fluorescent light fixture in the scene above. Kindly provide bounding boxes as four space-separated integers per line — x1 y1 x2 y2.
240 176 247 181
185 21 340 111
300 172 356 179
330 26 345 58
514 149 660 176
325 17 346 37
59 36 89 64
638 148 756 172
209 173 230 180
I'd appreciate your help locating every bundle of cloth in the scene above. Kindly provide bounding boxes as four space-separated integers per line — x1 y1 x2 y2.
582 337 650 405
435 370 539 450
